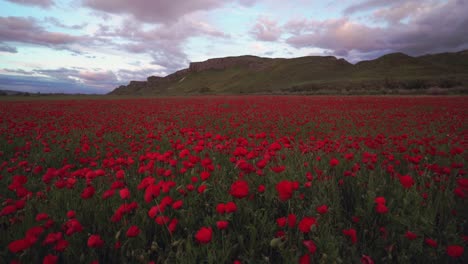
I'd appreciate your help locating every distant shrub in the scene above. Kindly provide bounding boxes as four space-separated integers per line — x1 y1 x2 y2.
199 86 213 93
383 78 401 89
438 78 461 88
404 79 428 90
426 87 449 95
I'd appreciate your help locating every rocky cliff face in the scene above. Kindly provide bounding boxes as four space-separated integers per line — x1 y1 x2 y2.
189 56 271 72
109 56 270 95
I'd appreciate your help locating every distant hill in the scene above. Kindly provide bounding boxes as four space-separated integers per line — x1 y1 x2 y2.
109 50 468 95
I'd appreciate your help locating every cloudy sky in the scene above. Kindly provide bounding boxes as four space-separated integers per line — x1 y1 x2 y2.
1 0 467 94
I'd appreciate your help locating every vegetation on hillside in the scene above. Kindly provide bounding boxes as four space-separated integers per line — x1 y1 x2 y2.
110 50 468 95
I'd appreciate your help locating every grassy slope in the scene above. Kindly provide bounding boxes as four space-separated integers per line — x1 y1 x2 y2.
110 51 468 95
167 56 355 94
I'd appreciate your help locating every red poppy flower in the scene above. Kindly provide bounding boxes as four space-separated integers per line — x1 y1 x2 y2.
446 245 464 258
399 175 415 189
172 200 183 210
273 216 285 227
229 180 249 199
200 171 210 181
102 189 115 200
288 214 297 228
43 254 58 264
276 180 296 201
330 158 339 167
87 234 104 248
225 202 237 213
195 227 212 244
168 218 178 234
303 240 317 254
299 253 310 264
1 205 17 216
405 231 417 240
54 239 69 252
35 213 49 221
361 255 374 264
197 184 207 194
374 197 386 204
155 216 170 225
66 210 76 219
81 186 95 199
8 239 31 253
375 203 388 214
271 165 285 173
216 221 229 230
116 170 125 180
343 228 358 244
316 205 328 215
43 232 62 245
216 203 226 214
424 238 438 248
126 225 141 238
119 188 130 200
298 217 316 233
258 184 265 193
64 219 83 236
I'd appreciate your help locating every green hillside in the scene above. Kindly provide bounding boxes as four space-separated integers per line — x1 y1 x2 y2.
109 50 468 95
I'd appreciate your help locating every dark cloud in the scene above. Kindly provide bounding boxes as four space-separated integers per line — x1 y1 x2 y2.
286 0 468 60
3 68 35 74
83 0 257 24
0 44 17 53
0 16 85 50
0 74 105 94
249 17 282 42
5 0 54 8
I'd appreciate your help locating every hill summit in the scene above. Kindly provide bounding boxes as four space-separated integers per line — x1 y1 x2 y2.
109 50 468 95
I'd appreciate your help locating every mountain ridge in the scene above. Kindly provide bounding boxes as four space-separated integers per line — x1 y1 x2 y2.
109 50 468 95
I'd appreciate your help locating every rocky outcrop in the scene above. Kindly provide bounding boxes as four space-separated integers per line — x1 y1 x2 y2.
109 56 270 95
189 56 271 72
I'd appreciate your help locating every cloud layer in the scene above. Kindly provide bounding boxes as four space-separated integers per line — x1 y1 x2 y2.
83 0 255 24
0 16 84 50
284 0 468 58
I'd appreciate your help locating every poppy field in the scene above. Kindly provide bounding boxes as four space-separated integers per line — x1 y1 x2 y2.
0 96 467 263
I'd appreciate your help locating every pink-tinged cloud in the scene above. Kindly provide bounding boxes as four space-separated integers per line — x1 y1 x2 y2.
5 0 54 8
78 70 117 83
97 17 228 72
286 0 468 58
83 0 255 24
0 16 83 49
250 17 282 42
